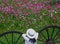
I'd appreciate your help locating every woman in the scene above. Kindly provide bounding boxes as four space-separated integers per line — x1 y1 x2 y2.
22 28 38 44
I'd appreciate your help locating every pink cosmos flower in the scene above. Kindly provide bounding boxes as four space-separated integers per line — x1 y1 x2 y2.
47 5 51 10
55 4 60 9
39 3 46 9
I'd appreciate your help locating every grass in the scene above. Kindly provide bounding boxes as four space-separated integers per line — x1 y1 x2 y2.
0 14 60 44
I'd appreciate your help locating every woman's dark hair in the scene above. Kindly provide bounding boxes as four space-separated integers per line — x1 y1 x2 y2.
29 38 36 43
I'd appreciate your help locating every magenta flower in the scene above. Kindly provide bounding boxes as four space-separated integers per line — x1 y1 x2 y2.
33 3 39 7
2 6 11 14
15 14 18 16
33 3 40 10
49 10 56 13
47 5 51 10
55 4 60 9
4 6 10 12
11 9 16 13
29 4 34 10
39 3 46 9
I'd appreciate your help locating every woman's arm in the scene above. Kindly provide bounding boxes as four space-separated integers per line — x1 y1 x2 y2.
22 34 29 41
35 33 39 40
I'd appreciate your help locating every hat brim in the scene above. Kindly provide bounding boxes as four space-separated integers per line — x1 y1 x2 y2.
27 32 36 38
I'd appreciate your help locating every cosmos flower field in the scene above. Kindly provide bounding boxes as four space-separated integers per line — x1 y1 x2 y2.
0 0 60 33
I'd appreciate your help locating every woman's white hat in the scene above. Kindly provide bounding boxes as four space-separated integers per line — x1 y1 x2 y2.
26 28 36 38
